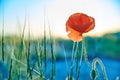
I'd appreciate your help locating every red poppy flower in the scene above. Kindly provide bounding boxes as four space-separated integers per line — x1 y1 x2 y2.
66 13 95 42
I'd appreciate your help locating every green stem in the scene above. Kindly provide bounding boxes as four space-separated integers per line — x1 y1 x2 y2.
44 15 47 77
48 24 55 80
39 45 43 78
91 58 108 80
26 17 32 79
69 42 76 80
8 59 12 80
63 45 69 76
76 43 83 80
82 37 90 66
2 5 5 80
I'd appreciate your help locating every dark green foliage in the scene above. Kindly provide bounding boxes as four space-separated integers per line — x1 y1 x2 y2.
8 59 12 80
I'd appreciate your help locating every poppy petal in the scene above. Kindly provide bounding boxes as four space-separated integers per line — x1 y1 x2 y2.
66 13 94 33
66 25 82 42
83 17 95 33
66 13 95 42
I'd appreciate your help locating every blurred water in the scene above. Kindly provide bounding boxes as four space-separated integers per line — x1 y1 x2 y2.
50 58 120 80
0 58 120 80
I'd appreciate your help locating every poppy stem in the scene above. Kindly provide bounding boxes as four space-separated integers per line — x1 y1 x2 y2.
70 42 76 68
69 42 79 79
63 45 69 76
71 42 76 65
69 42 76 79
73 42 79 66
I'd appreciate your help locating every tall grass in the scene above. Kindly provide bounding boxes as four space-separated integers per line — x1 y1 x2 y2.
35 40 45 79
1 6 5 80
26 18 32 79
16 15 26 80
8 56 13 80
39 44 43 79
34 41 44 79
43 17 47 78
49 24 56 80
2 17 4 63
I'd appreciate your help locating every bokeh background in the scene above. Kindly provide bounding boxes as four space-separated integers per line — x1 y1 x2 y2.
0 0 120 80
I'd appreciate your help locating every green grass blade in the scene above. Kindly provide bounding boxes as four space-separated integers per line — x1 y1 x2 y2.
2 3 5 63
27 18 32 79
8 58 13 80
34 41 44 79
49 24 56 80
39 44 43 78
43 15 47 77
22 14 26 39
2 22 4 63
1 5 5 80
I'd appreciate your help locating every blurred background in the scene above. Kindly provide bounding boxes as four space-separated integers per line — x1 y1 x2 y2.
0 0 120 80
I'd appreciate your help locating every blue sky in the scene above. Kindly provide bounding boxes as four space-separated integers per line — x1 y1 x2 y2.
0 0 120 37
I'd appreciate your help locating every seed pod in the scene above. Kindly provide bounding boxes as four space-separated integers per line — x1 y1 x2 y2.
91 69 96 80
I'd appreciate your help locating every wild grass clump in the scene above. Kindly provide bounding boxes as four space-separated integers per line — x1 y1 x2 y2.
0 12 57 80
